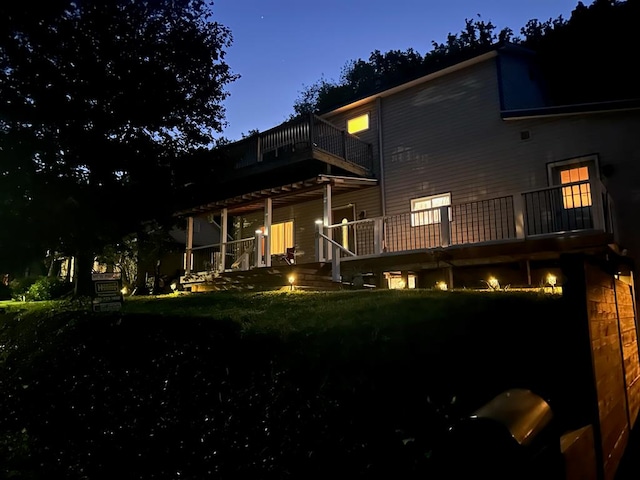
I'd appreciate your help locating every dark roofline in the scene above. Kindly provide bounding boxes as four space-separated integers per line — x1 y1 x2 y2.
501 98 640 120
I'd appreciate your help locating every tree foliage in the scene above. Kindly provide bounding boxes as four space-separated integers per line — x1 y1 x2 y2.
0 0 238 289
294 0 640 115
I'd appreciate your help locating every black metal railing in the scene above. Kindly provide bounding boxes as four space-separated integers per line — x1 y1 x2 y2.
224 114 373 172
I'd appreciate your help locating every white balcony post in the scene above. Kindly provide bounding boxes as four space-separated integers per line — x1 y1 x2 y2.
513 194 526 239
219 208 228 272
185 216 194 274
264 198 272 267
315 220 324 262
323 183 332 261
332 248 341 283
440 206 451 247
374 218 383 254
254 230 264 268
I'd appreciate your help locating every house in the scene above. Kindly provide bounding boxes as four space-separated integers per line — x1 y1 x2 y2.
175 42 640 295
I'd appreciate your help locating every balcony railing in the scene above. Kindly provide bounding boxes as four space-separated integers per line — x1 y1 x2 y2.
323 181 613 260
224 113 373 173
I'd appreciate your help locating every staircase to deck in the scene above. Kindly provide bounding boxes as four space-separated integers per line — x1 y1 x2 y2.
187 262 341 292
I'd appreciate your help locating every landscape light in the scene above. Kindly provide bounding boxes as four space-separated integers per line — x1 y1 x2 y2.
546 274 557 287
435 281 448 291
487 276 500 290
288 275 295 291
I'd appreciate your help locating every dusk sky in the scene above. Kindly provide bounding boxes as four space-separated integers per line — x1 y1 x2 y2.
213 0 581 142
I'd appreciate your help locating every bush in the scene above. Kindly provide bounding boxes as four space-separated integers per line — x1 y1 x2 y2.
25 277 71 301
9 276 71 301
9 277 39 300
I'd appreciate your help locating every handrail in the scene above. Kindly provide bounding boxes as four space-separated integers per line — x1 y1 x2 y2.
317 231 356 257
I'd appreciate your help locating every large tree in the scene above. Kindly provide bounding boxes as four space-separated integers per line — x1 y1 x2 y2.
0 0 237 293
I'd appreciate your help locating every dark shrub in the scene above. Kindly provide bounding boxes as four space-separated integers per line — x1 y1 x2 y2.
9 277 39 300
25 277 72 301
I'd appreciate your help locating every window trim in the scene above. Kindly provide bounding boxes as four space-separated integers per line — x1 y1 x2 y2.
410 192 451 227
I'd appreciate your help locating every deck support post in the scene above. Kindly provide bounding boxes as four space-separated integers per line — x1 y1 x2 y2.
219 208 228 272
185 216 194 274
264 198 272 267
323 183 332 261
254 230 264 268
513 194 526 239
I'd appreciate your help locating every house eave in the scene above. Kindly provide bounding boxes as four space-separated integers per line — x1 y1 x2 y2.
175 175 378 217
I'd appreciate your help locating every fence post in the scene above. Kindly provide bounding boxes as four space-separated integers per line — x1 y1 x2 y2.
440 206 451 247
513 194 526 239
332 246 341 283
255 230 265 268
185 216 194 274
315 220 325 262
374 218 383 254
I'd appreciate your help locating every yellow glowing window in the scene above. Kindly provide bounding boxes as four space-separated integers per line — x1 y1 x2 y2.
262 221 293 255
347 113 369 134
560 166 591 209
411 193 451 226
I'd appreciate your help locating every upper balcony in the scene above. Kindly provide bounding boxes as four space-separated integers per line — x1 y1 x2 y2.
218 114 374 185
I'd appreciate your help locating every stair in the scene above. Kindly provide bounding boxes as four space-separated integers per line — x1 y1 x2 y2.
187 263 341 292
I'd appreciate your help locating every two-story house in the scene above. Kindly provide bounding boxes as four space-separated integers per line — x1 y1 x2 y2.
176 42 640 294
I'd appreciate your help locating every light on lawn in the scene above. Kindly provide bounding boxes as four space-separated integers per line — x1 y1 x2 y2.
487 276 500 290
120 286 129 295
435 281 448 291
170 281 178 291
288 275 295 291
546 274 557 287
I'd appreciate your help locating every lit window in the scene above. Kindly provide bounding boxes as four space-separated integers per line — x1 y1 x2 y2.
262 221 293 255
411 193 451 226
560 166 591 209
347 113 369 134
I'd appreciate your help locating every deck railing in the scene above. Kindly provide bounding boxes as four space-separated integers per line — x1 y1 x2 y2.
224 114 373 172
322 182 611 261
189 237 255 273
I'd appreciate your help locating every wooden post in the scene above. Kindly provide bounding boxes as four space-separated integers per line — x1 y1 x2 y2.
440 206 451 247
254 230 264 268
374 218 383 255
264 198 272 267
315 220 324 262
513 193 526 239
219 209 228 272
323 183 332 261
185 216 194 274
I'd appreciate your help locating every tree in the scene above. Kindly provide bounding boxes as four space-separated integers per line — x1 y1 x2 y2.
0 0 238 294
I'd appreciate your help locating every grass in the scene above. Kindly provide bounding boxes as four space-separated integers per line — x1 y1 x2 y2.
0 289 569 479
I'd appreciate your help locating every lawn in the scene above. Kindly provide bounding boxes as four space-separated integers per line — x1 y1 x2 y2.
0 289 569 479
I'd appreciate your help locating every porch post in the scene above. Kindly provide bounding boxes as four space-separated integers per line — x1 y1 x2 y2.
315 220 325 262
219 208 228 272
264 198 272 267
185 216 194 274
332 251 341 283
323 183 332 261
440 206 451 247
254 230 264 268
513 194 526 239
374 218 383 255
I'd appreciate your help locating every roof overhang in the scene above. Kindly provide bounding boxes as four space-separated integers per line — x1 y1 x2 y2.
175 175 378 217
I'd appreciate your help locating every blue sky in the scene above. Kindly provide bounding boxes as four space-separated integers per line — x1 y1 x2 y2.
213 0 580 141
